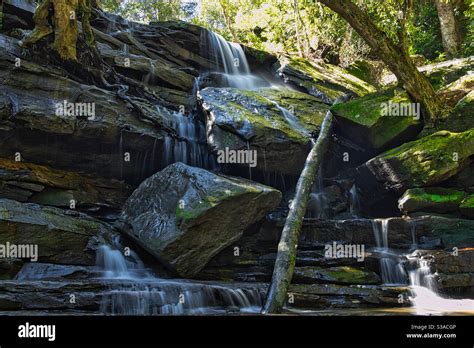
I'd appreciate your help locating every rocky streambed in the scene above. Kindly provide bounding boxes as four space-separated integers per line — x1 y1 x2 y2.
0 1 473 315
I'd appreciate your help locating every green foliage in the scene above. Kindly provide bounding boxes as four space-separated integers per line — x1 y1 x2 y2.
100 0 183 22
408 0 444 60
99 0 470 65
462 0 474 55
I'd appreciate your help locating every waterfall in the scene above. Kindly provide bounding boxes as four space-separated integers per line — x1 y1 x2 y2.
371 220 474 314
349 184 360 217
371 219 407 284
206 31 266 89
405 225 474 315
306 166 328 219
407 253 474 315
162 111 216 169
96 238 263 315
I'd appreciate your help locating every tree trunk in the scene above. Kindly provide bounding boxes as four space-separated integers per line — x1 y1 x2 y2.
435 0 461 57
219 0 238 42
317 0 446 126
294 0 303 57
21 0 95 61
262 98 343 314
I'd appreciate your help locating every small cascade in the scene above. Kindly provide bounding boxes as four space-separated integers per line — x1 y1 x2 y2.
349 184 360 218
405 224 474 314
306 166 328 219
265 97 311 138
96 238 263 315
371 220 474 314
96 235 151 279
407 253 474 314
371 219 407 285
205 31 266 89
162 111 215 169
100 281 263 315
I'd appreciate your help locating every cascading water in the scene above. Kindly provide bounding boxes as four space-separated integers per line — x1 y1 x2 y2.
349 184 360 218
306 165 328 219
96 238 263 315
371 220 474 314
162 110 216 169
371 219 407 284
405 225 474 315
205 31 266 89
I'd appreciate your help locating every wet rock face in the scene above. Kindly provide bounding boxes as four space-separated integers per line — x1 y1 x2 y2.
0 35 172 183
0 199 116 266
120 162 282 277
272 56 376 104
288 283 411 309
199 87 329 176
293 266 381 285
0 158 131 216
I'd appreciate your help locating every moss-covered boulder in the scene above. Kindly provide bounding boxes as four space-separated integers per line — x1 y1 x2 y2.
331 88 422 151
0 199 115 266
460 195 474 219
0 158 131 214
199 87 330 175
272 56 376 104
119 162 282 277
293 266 381 285
358 130 474 195
398 188 466 214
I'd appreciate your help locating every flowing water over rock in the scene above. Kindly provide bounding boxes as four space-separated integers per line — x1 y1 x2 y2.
371 220 474 314
97 239 264 315
205 31 267 89
372 219 407 285
162 111 215 169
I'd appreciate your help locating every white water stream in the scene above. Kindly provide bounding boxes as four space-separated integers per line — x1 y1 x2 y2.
372 219 474 315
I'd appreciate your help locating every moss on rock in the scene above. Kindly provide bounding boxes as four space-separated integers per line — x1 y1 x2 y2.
331 88 422 150
398 187 466 214
363 130 474 193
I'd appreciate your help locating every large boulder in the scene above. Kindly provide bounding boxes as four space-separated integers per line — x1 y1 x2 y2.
272 56 375 104
357 130 474 201
0 199 115 266
119 162 282 277
331 88 422 151
0 158 131 215
199 87 329 176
